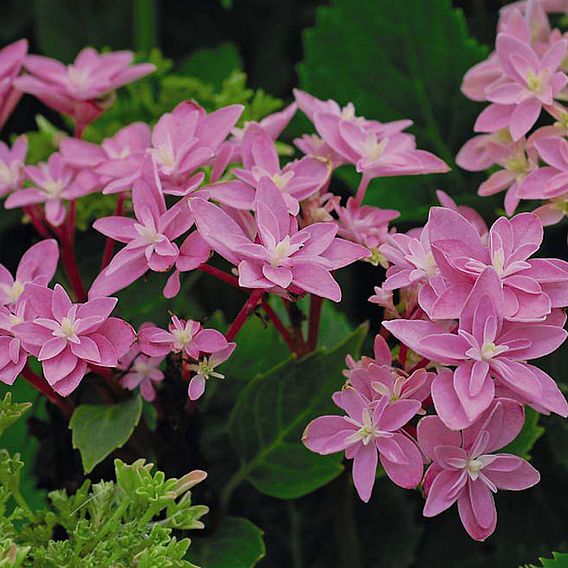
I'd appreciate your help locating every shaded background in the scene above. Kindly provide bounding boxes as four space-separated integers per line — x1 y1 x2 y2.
0 1 567 567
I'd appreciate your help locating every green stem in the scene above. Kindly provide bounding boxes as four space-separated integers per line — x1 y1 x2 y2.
11 487 36 522
134 0 157 52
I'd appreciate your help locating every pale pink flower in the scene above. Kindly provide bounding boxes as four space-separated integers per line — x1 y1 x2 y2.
303 387 423 502
89 168 194 297
0 301 30 385
187 342 236 401
0 239 59 306
435 190 488 239
15 284 134 396
294 134 346 168
15 48 155 131
475 34 568 140
139 315 228 361
192 177 369 302
368 286 398 317
5 153 95 226
385 267 568 429
0 39 27 131
150 101 243 196
0 135 27 197
343 335 394 379
60 122 151 194
118 329 165 402
425 207 568 321
209 124 330 215
418 400 540 541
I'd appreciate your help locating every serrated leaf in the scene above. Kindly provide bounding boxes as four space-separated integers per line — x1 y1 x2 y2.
525 552 568 568
227 324 367 499
70 396 142 473
0 393 31 439
298 0 488 219
502 407 544 460
190 517 265 568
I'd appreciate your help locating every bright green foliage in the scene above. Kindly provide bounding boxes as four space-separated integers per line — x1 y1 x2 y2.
0 398 208 567
524 552 568 567
191 517 266 568
225 324 367 501
503 407 545 460
69 396 143 473
299 0 488 219
0 394 31 439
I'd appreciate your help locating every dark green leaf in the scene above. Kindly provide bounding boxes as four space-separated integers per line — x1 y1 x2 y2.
69 396 142 473
190 517 265 568
227 324 367 499
178 43 242 88
299 0 488 220
525 552 568 568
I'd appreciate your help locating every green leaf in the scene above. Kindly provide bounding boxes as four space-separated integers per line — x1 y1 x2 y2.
525 552 568 568
178 43 242 88
0 393 31 439
298 0 488 219
69 396 142 473
226 324 367 500
190 517 265 568
502 407 544 460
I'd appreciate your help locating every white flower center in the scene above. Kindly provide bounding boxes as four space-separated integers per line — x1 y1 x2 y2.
269 236 299 267
362 134 388 162
43 179 64 197
0 161 16 186
55 317 79 341
2 281 24 304
135 222 160 245
156 145 175 169
67 65 90 88
465 457 484 481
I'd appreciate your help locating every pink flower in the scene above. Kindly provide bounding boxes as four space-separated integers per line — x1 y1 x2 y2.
335 197 399 255
90 167 194 297
60 122 151 194
385 267 568 429
303 387 423 502
150 101 243 195
435 190 488 238
15 48 155 130
418 399 540 541
118 329 165 402
0 301 29 385
192 177 369 302
187 343 236 401
0 39 27 131
5 153 95 226
425 207 568 321
518 135 568 201
139 315 228 360
294 134 346 168
0 239 59 306
312 116 449 181
209 124 330 215
475 34 568 140
15 284 134 396
368 286 397 317
0 135 27 197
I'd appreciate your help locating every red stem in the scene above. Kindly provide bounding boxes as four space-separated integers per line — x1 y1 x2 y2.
197 263 240 288
226 289 264 342
21 364 73 417
307 294 323 352
261 299 298 354
23 206 50 239
100 193 125 270
353 174 370 206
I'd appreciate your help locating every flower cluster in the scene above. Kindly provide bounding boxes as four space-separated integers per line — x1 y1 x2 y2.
304 203 568 540
459 1 568 228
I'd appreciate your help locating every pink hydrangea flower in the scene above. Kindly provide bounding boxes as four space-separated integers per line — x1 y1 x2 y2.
0 239 59 306
118 329 165 402
60 122 151 194
385 267 568 429
90 167 194 297
294 134 346 168
0 39 27 131
0 135 27 197
192 177 369 302
209 124 330 215
435 190 488 238
418 399 540 541
475 34 568 140
187 342 236 401
15 48 155 131
335 197 399 259
15 284 134 396
0 301 29 385
303 387 423 502
5 153 95 226
150 101 243 195
139 315 228 360
425 207 568 321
